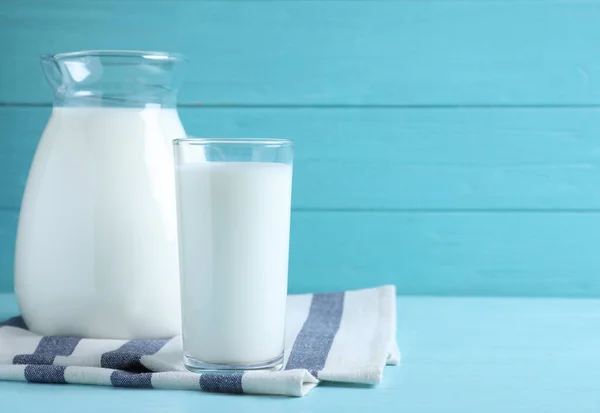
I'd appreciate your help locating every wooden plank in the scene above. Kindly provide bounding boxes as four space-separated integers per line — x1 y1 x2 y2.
3 106 600 211
289 210 600 297
2 0 600 105
0 209 17 293
2 208 600 296
0 108 45 211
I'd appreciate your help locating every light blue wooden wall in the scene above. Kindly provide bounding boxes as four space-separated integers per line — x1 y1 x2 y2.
2 0 600 296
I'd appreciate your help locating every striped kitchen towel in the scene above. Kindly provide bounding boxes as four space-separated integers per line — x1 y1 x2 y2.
0 285 399 397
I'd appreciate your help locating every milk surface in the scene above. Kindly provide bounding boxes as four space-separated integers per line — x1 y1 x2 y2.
15 107 185 339
176 162 292 364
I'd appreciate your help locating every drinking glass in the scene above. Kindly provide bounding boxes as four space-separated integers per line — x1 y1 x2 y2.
173 138 293 371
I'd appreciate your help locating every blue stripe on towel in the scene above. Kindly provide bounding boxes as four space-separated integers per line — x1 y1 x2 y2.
110 371 154 388
101 339 168 372
285 292 345 376
14 336 81 365
199 373 244 394
0 316 27 329
24 365 67 384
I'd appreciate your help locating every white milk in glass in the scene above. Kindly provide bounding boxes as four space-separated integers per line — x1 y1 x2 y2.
176 162 292 365
15 107 185 339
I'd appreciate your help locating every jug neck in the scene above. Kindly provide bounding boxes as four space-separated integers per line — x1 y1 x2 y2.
41 50 187 108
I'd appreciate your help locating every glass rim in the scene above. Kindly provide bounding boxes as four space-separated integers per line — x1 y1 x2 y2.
41 50 187 62
173 137 293 147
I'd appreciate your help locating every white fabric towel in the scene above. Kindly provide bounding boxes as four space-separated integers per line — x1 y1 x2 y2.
0 285 399 396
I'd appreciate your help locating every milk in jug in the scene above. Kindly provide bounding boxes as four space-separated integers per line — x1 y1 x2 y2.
15 50 187 339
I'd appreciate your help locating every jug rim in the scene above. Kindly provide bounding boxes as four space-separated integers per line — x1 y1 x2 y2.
40 50 187 62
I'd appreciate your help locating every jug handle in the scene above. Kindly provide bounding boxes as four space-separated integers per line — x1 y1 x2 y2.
40 55 63 91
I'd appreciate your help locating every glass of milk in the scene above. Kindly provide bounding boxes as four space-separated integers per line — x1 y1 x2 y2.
173 138 293 372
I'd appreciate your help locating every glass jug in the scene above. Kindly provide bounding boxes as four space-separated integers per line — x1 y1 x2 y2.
15 50 187 339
